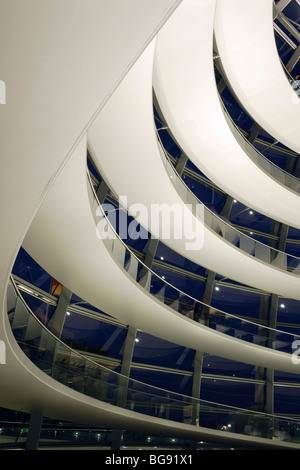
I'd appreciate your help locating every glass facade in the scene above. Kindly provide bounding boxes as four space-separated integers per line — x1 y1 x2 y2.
2 0 300 451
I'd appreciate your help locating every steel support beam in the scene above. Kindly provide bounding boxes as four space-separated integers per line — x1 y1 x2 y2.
265 368 275 415
286 44 300 71
273 0 292 19
293 156 300 178
175 152 189 177
112 325 137 450
25 413 43 450
191 351 204 426
255 291 279 415
139 237 159 286
96 179 109 205
217 77 226 94
247 122 260 145
278 14 300 44
200 270 216 326
254 295 270 410
264 295 278 416
220 195 234 221
278 223 289 252
49 285 72 338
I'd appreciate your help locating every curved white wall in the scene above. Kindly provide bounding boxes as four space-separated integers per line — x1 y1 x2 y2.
23 132 300 376
214 0 300 154
0 0 183 420
153 0 300 230
88 35 300 298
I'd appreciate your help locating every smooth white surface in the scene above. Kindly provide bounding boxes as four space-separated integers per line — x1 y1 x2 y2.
214 0 300 155
153 0 300 230
1 0 299 443
88 14 300 299
21 134 300 449
0 0 182 297
0 0 184 423
24 132 300 375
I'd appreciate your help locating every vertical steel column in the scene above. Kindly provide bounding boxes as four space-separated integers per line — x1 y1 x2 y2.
50 286 72 338
292 156 300 178
96 179 109 205
111 325 137 450
247 123 260 145
191 351 204 426
25 413 43 450
139 238 159 286
217 77 226 94
220 195 234 221
265 294 279 417
175 153 188 177
200 270 216 325
143 238 159 269
255 295 269 410
273 0 292 18
278 224 288 252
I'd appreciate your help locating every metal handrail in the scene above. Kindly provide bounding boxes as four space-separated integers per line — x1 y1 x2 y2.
156 126 300 276
87 169 300 349
8 275 300 438
218 89 300 191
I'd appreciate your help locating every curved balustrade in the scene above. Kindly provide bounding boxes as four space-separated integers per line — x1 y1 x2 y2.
87 170 300 354
218 89 300 195
6 276 300 445
280 61 300 96
155 128 300 276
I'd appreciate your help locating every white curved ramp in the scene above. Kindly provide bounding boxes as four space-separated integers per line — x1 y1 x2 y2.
214 0 300 155
0 0 183 423
23 132 300 376
152 0 300 231
88 36 300 298
6 135 300 448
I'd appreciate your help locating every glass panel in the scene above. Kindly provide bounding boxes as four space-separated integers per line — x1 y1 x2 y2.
7 277 300 445
133 331 195 371
6 282 17 315
38 329 57 374
86 171 300 354
11 298 29 343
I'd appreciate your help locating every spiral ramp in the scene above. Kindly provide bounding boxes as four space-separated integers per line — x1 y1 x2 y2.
1 0 300 450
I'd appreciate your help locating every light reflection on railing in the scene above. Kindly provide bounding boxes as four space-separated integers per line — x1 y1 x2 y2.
87 169 300 353
155 123 300 276
6 276 300 445
219 94 300 194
